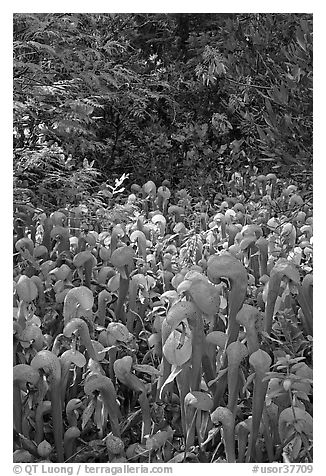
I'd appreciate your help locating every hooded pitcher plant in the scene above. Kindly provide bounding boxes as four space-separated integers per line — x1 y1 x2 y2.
105 322 133 383
59 349 86 404
63 286 94 325
236 304 261 355
13 364 40 435
97 262 116 285
152 212 167 236
226 224 240 247
264 259 300 334
31 350 64 462
143 180 156 208
30 275 45 316
158 300 199 398
96 289 113 326
211 406 236 463
179 274 222 391
127 273 148 333
205 330 227 377
114 356 151 442
165 276 221 447
64 426 80 460
66 398 83 427
19 321 44 352
226 341 248 415
110 245 135 324
35 401 51 445
207 253 247 407
50 210 67 227
15 275 38 329
15 236 34 258
240 235 260 285
157 185 171 215
184 391 214 454
98 245 112 267
213 213 227 239
84 374 121 437
110 225 126 256
50 225 70 255
207 253 247 346
168 205 185 225
235 420 251 463
63 318 97 361
158 300 197 444
246 349 272 462
73 250 96 289
130 230 147 260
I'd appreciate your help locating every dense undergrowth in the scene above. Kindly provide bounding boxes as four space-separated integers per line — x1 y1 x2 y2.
14 13 312 191
13 172 313 464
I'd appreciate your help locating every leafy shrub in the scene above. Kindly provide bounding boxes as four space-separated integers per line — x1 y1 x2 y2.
14 13 312 202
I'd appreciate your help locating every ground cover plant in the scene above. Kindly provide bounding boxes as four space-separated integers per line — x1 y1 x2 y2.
14 13 312 197
13 172 313 464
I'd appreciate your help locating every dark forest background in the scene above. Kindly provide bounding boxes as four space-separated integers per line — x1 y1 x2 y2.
13 13 312 208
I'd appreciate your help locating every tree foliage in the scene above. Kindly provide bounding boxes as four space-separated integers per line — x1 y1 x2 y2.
13 13 312 207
